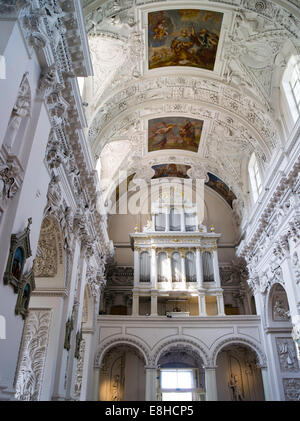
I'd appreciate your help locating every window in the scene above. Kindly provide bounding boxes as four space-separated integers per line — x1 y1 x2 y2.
282 55 300 125
160 369 194 401
248 153 262 203
139 252 150 282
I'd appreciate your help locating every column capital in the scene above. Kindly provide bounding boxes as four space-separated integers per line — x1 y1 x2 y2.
202 365 218 370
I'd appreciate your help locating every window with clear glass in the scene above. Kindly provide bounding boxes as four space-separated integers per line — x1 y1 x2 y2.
282 55 300 125
160 369 194 401
248 153 262 203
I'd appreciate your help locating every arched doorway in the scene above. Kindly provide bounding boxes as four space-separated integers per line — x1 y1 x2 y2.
99 344 146 401
216 343 265 401
156 344 205 401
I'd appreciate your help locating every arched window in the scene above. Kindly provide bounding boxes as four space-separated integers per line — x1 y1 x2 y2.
282 55 300 125
248 153 262 203
171 252 181 282
202 252 214 282
157 252 168 282
140 252 150 282
185 252 196 282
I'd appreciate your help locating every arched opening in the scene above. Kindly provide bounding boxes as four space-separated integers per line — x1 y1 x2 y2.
216 343 265 401
99 344 146 401
156 344 205 401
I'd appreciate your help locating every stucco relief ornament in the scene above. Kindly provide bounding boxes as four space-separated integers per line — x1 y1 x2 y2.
259 273 270 294
7 72 31 137
37 64 58 98
0 163 19 203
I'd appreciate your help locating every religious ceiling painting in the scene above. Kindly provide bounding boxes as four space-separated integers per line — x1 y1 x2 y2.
148 117 203 152
152 164 191 179
148 9 223 70
205 172 236 208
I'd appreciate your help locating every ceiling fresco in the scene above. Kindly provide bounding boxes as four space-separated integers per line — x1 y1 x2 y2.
148 117 203 153
205 172 237 208
148 9 223 70
151 163 191 179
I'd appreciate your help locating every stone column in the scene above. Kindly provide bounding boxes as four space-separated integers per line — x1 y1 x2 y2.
216 294 225 316
212 249 221 287
196 248 203 288
145 366 157 401
134 250 140 286
152 214 155 231
203 366 218 401
132 292 139 316
151 247 157 289
259 365 272 401
180 208 185 232
151 292 158 316
92 367 100 401
198 292 206 316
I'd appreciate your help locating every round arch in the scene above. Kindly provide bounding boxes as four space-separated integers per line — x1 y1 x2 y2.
152 336 210 367
211 336 267 367
94 336 151 368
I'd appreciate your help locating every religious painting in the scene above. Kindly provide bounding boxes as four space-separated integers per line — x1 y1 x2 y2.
205 172 236 208
152 164 191 179
3 218 32 292
12 247 24 281
15 268 35 320
148 117 203 152
148 9 223 70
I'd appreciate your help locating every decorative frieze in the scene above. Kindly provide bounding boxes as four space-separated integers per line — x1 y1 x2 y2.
283 378 300 401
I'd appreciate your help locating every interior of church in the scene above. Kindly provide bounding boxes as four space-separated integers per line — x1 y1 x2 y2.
0 0 300 402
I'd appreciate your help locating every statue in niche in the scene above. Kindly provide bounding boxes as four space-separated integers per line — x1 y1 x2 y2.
111 374 121 401
228 374 244 401
273 298 290 321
